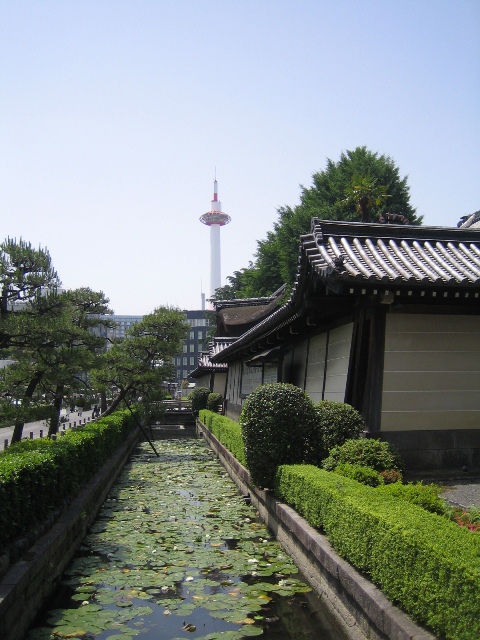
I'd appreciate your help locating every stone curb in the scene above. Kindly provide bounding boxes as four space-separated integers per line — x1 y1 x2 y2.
0 428 141 640
197 419 438 640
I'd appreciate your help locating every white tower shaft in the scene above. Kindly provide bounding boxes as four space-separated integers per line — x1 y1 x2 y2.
199 178 231 305
210 223 221 297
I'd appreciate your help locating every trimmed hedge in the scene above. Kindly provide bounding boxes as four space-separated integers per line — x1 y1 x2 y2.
377 481 448 516
0 410 137 549
199 409 246 466
274 464 480 640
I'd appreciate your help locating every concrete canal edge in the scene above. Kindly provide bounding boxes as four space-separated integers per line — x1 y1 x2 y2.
0 427 141 640
196 419 438 640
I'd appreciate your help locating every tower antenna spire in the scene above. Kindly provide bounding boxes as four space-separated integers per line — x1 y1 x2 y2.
199 175 231 307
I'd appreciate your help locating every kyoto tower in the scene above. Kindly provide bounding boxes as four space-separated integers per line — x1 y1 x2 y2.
200 178 231 302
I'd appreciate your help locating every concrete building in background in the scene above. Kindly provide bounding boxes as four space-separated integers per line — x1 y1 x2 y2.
172 310 210 387
98 312 210 389
200 178 231 304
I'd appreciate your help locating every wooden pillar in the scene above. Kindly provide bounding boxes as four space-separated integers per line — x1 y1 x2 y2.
345 300 387 433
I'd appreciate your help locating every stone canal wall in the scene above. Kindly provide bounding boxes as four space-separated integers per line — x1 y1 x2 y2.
196 419 438 640
0 421 438 640
0 428 140 640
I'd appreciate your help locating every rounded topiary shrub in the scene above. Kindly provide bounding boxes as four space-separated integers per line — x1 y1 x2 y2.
189 386 211 417
206 392 223 413
316 400 365 452
240 383 317 489
322 438 404 473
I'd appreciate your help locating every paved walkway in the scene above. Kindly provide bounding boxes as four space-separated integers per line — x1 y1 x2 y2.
0 409 94 450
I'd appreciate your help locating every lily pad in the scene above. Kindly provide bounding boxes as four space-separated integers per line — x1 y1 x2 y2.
26 439 333 640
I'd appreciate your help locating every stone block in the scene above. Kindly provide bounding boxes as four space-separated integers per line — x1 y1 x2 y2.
454 429 480 448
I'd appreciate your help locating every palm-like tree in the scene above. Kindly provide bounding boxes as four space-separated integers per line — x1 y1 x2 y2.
344 174 390 223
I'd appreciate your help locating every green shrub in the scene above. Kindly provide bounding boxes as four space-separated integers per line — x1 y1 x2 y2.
377 481 448 516
334 463 384 487
316 401 365 452
199 409 246 466
322 438 404 473
206 392 223 413
240 383 317 489
189 386 210 417
0 409 137 548
274 464 480 640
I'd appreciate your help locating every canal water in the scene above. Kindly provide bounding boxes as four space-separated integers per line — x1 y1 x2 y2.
27 438 348 640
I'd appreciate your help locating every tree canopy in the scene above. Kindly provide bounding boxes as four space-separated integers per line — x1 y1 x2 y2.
1 287 113 441
91 306 188 418
0 238 188 441
215 147 421 300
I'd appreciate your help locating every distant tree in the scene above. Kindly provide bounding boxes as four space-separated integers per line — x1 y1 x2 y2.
91 307 188 419
224 147 421 297
0 238 60 346
1 288 113 441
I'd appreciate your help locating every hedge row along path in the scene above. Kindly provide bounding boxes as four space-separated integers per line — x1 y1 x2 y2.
27 438 347 640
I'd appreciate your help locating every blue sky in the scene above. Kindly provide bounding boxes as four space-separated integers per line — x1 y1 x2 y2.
1 1 479 314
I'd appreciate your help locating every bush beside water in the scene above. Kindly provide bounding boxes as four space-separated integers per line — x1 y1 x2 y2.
240 383 317 488
196 385 480 640
199 409 246 466
0 410 136 548
274 464 480 640
189 386 210 416
206 392 223 413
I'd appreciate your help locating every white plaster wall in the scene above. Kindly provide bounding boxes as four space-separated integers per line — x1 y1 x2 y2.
381 314 480 431
323 324 352 403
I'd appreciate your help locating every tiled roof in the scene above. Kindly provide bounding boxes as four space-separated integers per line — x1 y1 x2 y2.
459 211 480 230
212 219 480 363
189 337 234 376
306 219 480 287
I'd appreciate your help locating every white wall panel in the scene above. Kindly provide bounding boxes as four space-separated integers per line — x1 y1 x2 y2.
305 333 327 403
323 323 352 402
382 314 480 431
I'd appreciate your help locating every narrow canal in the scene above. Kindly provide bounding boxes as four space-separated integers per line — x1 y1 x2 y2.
27 438 348 640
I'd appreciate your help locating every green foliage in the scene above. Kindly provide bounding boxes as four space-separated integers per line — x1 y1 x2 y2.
92 306 188 416
315 400 365 454
322 437 404 473
240 383 317 488
274 464 480 640
0 286 113 440
377 481 448 516
0 409 136 548
334 463 383 487
343 173 390 222
206 392 223 413
189 386 211 417
199 409 246 466
220 147 422 298
0 237 60 321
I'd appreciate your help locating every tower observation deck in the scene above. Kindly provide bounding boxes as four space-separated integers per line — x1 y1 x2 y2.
200 179 231 301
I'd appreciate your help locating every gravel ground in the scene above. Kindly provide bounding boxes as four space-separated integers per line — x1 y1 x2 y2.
436 479 480 509
406 472 480 509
